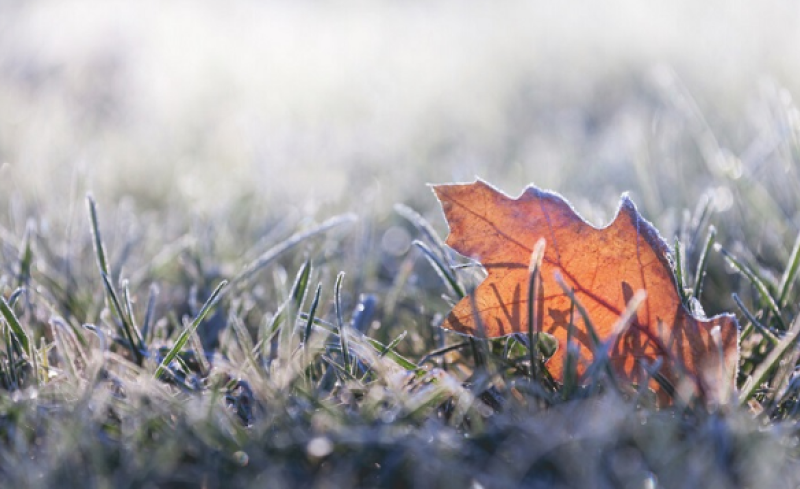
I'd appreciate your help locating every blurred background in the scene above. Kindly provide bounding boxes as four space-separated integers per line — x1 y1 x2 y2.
1 0 800 317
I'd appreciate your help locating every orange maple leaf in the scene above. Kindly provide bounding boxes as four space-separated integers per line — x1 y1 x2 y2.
433 180 739 403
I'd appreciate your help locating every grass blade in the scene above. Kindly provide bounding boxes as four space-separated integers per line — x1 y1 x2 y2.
692 226 716 300
395 203 445 255
7 288 25 308
732 293 778 346
562 290 578 400
740 314 800 404
88 195 145 364
418 341 470 366
101 272 144 365
87 195 110 276
141 283 159 346
527 238 546 380
17 220 34 288
304 283 322 346
276 260 314 368
413 240 465 299
778 230 800 308
378 331 407 357
334 272 351 372
291 260 312 313
365 337 419 371
0 295 31 358
122 280 144 346
717 245 787 331
263 301 287 367
673 237 690 303
468 292 487 369
154 280 227 379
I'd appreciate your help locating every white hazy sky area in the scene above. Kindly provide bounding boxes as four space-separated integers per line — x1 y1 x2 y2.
0 0 799 217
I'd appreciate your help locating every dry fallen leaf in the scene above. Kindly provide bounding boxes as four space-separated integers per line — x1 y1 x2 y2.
433 179 739 403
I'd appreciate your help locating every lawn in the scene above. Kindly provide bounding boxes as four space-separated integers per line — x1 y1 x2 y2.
2 2 800 487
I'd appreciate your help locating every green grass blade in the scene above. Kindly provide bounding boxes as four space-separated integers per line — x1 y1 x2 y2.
263 301 287 367
0 295 30 358
101 272 144 365
88 195 145 363
7 288 24 308
291 260 312 313
692 226 716 300
468 292 487 369
321 355 358 382
413 240 465 299
732 293 778 346
86 195 110 276
141 283 159 346
378 331 407 357
304 283 322 346
740 314 800 404
122 279 144 347
673 237 690 303
418 342 470 366
562 290 577 400
334 272 351 372
3 324 19 388
17 220 34 288
394 203 445 253
778 230 800 308
365 336 418 371
275 260 315 368
154 280 227 379
717 245 787 331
